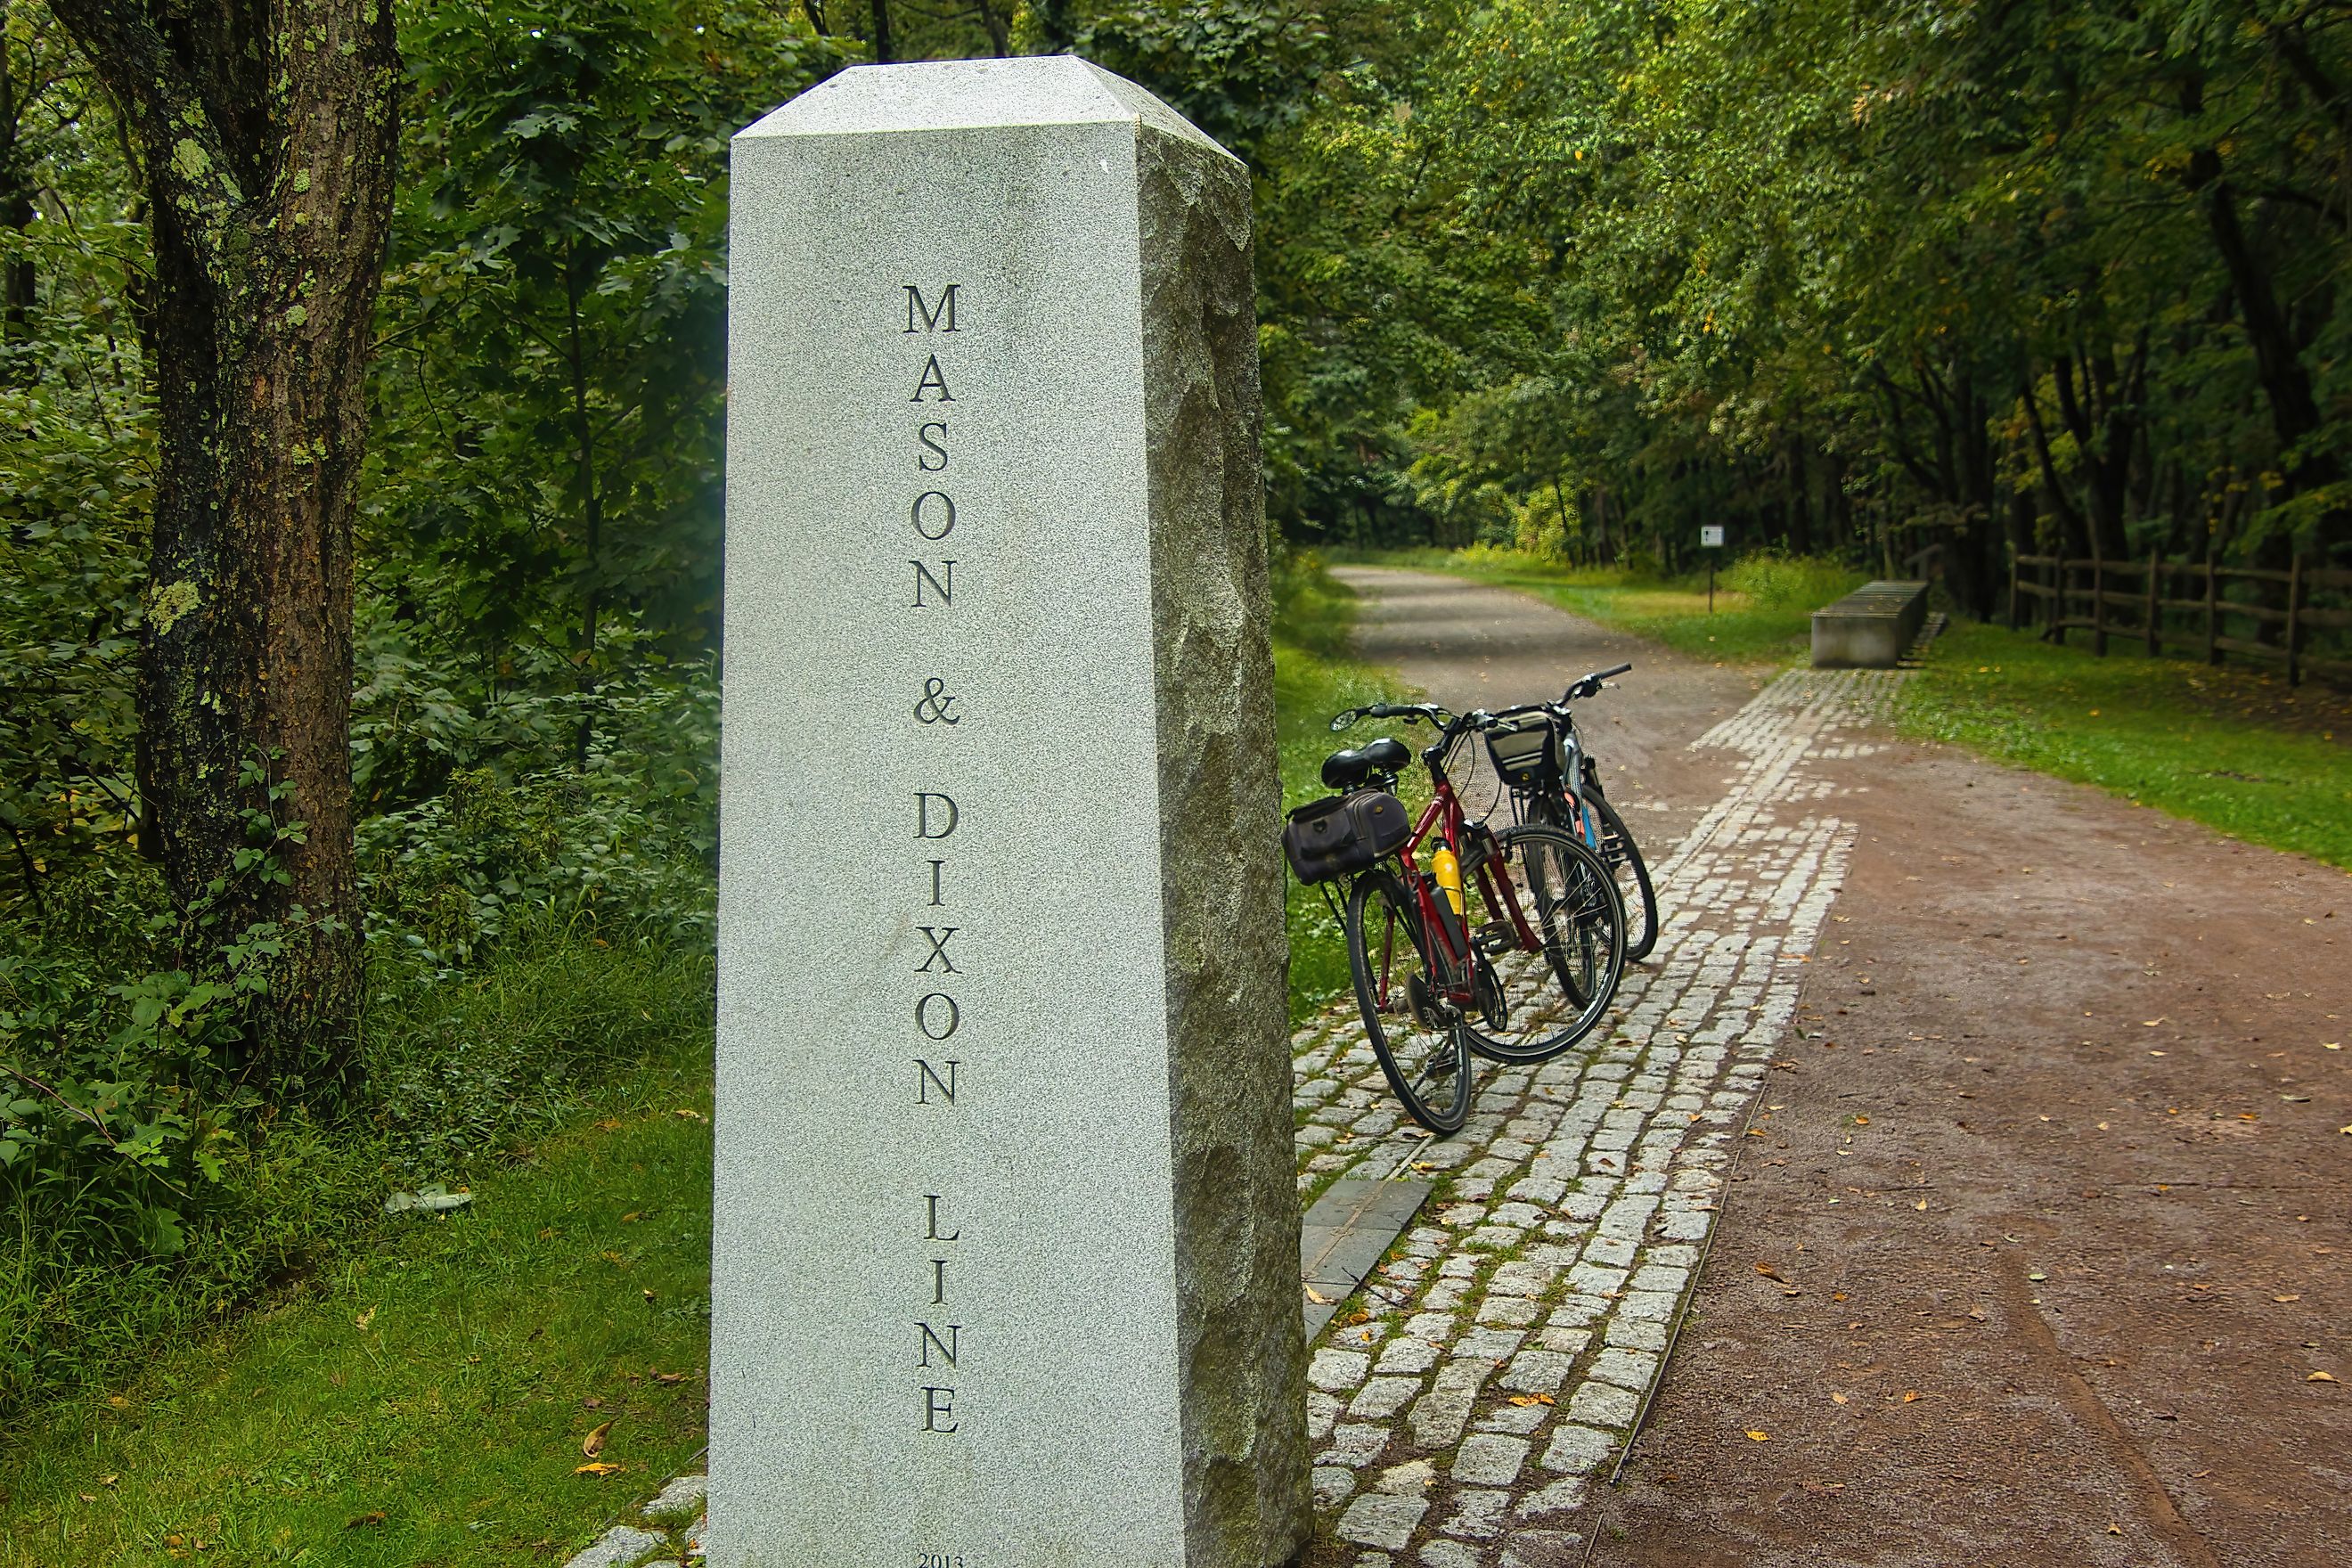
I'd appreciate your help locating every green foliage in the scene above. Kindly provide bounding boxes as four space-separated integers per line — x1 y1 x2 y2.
1717 551 1871 611
1901 623 2352 870
0 1054 716 1564
370 0 849 691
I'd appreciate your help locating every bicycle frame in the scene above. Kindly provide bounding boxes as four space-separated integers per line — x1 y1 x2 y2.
1368 736 1547 1012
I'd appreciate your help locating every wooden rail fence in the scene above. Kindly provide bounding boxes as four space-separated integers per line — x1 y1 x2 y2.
2008 552 2352 687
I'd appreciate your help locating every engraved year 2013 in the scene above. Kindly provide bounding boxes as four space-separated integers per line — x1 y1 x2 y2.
915 1552 968 1568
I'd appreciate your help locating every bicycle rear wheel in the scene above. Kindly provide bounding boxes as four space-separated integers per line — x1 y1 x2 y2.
1345 870 1474 1134
1586 788 1659 961
1458 822 1626 1062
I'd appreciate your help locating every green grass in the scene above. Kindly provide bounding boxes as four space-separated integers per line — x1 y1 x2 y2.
1272 559 1417 1019
1901 620 2352 870
1339 544 1868 666
0 1055 717 1564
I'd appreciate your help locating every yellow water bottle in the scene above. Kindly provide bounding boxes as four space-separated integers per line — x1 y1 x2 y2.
1433 845 1466 916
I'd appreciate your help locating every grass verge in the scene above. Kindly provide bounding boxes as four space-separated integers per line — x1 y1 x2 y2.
1335 545 1867 666
1274 557 1416 1019
0 1035 715 1564
1901 621 2352 870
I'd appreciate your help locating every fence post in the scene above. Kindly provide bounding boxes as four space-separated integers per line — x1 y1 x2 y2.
2092 551 2107 657
2144 551 2160 658
2053 557 2066 646
2205 551 2220 666
2288 553 2305 688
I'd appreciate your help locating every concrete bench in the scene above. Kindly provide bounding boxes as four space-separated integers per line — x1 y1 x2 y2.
1811 580 1929 668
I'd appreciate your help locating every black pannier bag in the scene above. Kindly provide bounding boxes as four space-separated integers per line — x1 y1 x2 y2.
1282 790 1411 885
1486 717 1567 791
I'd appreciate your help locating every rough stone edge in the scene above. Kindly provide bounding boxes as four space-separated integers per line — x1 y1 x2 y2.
559 1474 710 1567
1138 122 1313 1568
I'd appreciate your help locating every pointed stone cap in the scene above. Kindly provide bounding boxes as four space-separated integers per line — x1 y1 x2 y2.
737 55 1237 163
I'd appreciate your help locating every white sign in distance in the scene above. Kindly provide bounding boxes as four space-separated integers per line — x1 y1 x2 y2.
1700 524 1725 548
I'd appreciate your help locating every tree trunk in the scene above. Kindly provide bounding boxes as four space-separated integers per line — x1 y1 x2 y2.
0 7 36 344
973 0 1010 56
53 0 399 1090
870 0 894 63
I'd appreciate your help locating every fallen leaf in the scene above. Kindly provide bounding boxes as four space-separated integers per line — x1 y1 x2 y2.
354 1307 376 1331
2309 1371 2338 1384
2274 1294 2301 1303
1831 1392 1850 1406
1799 1479 1845 1496
576 1462 625 1477
1304 1286 1332 1305
1755 1262 1785 1282
346 1512 386 1529
1853 1115 1870 1125
653 1371 688 1385
2107 1523 2123 1537
1507 1393 1556 1408
1744 1429 1770 1441
580 1420 616 1458
1913 1199 1929 1211
99 1474 117 1488
2142 1019 2164 1027
1902 1391 1921 1403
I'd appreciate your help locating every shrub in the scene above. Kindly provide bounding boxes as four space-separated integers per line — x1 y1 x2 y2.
1719 551 1864 608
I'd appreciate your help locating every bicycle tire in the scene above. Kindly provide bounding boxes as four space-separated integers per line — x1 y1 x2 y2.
1458 822 1627 1063
1344 869 1474 1134
1586 788 1660 961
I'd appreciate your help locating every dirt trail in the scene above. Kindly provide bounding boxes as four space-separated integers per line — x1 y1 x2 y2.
1340 567 2352 1568
1330 565 1756 846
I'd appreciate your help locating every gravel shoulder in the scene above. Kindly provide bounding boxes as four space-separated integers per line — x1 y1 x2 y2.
1596 728 2352 1568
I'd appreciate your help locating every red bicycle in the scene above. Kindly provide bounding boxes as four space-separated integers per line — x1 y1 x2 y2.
1298 701 1628 1133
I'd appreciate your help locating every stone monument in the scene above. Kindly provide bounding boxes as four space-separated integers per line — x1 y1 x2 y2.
712 56 1309 1568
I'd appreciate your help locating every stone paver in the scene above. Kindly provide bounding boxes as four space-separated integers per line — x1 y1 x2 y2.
1339 1492 1433 1549
562 1525 666 1568
1292 668 1893 1561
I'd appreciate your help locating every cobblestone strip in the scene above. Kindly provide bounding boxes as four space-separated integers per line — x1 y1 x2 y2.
1294 668 1899 1566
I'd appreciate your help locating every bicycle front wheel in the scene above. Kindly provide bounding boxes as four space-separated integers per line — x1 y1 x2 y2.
1345 870 1474 1134
1458 822 1627 1062
1586 788 1659 961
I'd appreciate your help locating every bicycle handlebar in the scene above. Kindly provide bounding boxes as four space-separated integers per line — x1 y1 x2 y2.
1557 662 1633 705
1329 700 1458 732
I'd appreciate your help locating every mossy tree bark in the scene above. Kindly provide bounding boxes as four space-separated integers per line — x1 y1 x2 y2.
50 0 398 1087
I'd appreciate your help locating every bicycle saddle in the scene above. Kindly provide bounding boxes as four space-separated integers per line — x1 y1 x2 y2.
1321 737 1410 790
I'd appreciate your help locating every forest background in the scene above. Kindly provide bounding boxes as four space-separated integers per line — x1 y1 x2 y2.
2 0 2349 1427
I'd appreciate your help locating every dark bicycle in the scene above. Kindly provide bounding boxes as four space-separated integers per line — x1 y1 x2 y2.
1283 701 1629 1133
1483 663 1661 961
